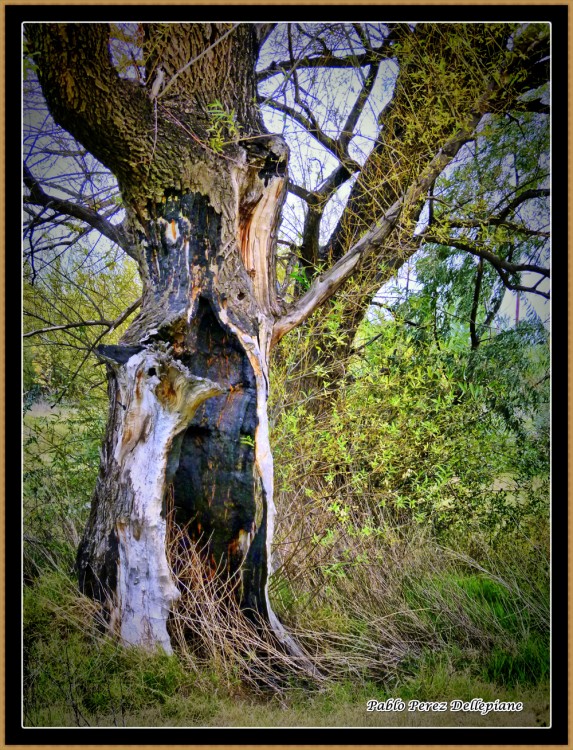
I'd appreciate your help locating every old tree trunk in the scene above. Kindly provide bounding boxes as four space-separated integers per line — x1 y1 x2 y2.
28 23 301 655
28 20 548 659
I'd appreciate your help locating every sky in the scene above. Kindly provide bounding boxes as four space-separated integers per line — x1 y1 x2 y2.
258 23 550 332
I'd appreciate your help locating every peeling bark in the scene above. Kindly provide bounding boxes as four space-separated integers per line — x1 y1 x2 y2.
28 22 301 656
78 347 223 652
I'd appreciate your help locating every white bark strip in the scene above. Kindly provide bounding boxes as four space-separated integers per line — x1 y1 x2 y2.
217 311 313 664
108 349 223 653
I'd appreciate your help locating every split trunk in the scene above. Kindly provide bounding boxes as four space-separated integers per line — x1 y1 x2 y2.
28 22 302 656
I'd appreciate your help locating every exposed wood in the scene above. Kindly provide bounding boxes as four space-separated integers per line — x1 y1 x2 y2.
78 347 223 652
239 175 285 317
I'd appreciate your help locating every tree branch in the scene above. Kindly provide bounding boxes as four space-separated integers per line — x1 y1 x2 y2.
339 61 380 152
421 233 550 278
496 188 550 223
24 297 142 339
24 165 134 257
27 23 152 189
257 46 394 82
469 258 484 350
288 165 354 275
262 98 360 172
491 267 549 299
287 181 317 203
447 217 549 238
272 25 551 347
158 23 241 100
293 57 381 271
272 116 481 346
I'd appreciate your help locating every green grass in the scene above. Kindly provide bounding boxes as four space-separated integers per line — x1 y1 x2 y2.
484 634 549 687
22 402 550 729
23 405 103 581
23 568 550 728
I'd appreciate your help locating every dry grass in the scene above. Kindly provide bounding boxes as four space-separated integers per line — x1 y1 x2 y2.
165 508 328 694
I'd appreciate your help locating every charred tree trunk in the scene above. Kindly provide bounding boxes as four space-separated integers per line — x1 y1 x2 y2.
27 21 547 659
28 22 303 657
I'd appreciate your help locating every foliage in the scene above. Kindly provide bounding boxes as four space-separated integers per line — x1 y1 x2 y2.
23 247 140 404
271 308 549 548
268 235 549 703
419 109 550 307
23 240 140 581
206 99 242 153
23 398 107 581
22 20 551 726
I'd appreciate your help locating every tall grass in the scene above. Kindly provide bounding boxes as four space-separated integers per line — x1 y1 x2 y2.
23 544 549 727
22 340 550 727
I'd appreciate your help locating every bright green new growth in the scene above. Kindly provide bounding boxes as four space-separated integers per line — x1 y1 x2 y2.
206 99 241 153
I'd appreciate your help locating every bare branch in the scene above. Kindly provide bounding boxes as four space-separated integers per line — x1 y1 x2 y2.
23 165 133 258
287 181 316 203
352 23 373 53
257 46 395 82
339 61 380 151
262 98 360 172
24 296 142 339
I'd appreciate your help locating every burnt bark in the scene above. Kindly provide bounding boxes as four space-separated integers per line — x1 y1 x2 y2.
26 20 549 662
29 22 300 657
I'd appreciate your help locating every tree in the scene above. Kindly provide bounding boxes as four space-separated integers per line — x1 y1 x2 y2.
270 23 550 394
24 19 551 658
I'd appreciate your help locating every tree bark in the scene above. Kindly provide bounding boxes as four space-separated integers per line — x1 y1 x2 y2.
28 22 300 657
26 20 549 660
